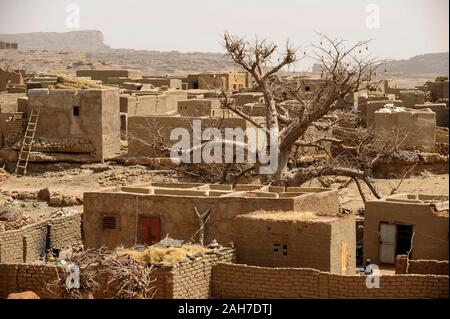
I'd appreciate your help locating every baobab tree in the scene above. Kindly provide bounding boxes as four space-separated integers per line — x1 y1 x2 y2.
129 33 397 200
216 32 393 199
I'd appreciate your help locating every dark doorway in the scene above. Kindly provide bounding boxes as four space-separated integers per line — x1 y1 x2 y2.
138 217 161 245
396 224 413 256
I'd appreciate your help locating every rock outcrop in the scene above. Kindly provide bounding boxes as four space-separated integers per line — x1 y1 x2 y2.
0 30 110 51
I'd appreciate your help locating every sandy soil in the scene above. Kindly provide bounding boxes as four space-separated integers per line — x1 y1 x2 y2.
1 164 448 214
0 164 178 220
1 165 177 196
337 173 449 212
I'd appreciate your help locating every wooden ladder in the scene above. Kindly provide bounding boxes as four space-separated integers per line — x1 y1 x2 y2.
15 109 40 175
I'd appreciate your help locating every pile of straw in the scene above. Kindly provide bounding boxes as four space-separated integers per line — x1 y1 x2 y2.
116 244 210 266
47 74 106 89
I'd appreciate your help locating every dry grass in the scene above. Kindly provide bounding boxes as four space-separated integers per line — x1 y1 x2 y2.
248 210 319 221
116 244 210 266
47 74 107 89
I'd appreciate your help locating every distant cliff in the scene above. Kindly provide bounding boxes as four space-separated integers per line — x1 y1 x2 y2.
0 30 110 51
313 52 449 75
0 30 447 77
385 52 449 75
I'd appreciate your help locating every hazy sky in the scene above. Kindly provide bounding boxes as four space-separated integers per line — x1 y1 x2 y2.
0 0 448 59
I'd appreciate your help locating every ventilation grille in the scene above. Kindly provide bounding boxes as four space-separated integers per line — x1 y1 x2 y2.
103 216 117 229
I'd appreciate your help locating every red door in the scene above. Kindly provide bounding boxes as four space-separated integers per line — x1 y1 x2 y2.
138 217 161 245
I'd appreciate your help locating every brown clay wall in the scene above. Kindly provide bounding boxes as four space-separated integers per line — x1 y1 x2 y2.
212 263 448 299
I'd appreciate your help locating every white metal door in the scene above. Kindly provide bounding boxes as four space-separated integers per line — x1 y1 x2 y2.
379 223 396 264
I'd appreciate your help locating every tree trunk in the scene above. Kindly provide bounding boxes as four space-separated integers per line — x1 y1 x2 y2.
271 146 291 185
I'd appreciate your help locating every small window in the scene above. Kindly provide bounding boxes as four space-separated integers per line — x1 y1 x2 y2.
305 86 311 92
273 243 280 252
282 244 288 256
73 106 80 116
273 242 287 256
103 215 117 230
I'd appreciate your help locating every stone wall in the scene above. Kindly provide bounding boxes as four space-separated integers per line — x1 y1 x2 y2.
395 255 449 275
408 260 449 275
0 213 82 263
0 263 63 298
0 222 48 263
153 248 235 299
0 112 24 148
48 213 82 250
0 248 235 299
212 263 448 299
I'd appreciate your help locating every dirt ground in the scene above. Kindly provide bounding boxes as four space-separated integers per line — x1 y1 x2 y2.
340 174 449 211
0 163 447 235
335 172 449 212
0 164 178 222
298 170 448 213
1 164 176 195
1 163 448 214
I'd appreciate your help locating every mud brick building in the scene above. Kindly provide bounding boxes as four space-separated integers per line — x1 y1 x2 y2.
83 183 341 249
187 71 247 91
177 98 224 117
363 193 449 265
76 69 142 83
126 115 265 158
232 210 356 274
231 92 264 106
361 99 404 126
425 77 449 102
398 90 426 108
413 103 449 127
0 41 18 49
374 107 436 152
137 76 183 90
24 88 121 162
121 90 188 115
0 69 25 92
